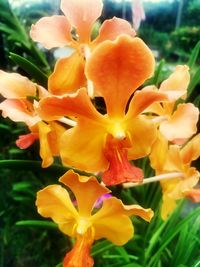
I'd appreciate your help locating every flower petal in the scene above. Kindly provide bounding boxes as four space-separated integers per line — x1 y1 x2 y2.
126 88 168 118
0 71 36 98
86 35 155 118
59 170 110 217
60 119 108 172
127 116 157 159
48 52 86 95
38 121 54 168
159 65 190 101
160 103 199 142
30 15 72 49
39 88 103 121
102 135 144 186
92 197 153 245
149 132 169 172
181 134 200 164
63 233 94 267
16 133 39 149
36 184 79 236
0 99 40 126
93 17 136 45
91 197 134 245
184 188 200 202
61 0 103 42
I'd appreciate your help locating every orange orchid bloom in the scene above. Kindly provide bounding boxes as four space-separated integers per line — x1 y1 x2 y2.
36 170 154 267
39 35 167 185
150 133 200 219
30 0 136 96
0 71 66 167
142 65 199 144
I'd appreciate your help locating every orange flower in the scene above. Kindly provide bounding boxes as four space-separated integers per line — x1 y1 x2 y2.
150 133 200 219
39 35 167 185
30 0 136 96
36 170 154 267
0 71 65 167
143 65 199 144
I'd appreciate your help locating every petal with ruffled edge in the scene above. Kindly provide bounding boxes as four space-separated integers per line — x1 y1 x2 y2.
48 52 86 95
36 184 79 236
0 99 40 127
127 116 157 159
39 88 103 122
86 35 155 118
181 134 200 164
60 118 108 173
30 15 72 49
0 71 36 98
126 88 168 118
159 65 190 101
59 170 110 217
61 0 103 43
160 103 199 142
91 197 153 245
93 17 136 45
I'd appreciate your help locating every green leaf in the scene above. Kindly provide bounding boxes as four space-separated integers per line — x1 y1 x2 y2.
187 67 200 99
188 40 200 69
91 240 115 256
9 52 48 87
152 59 165 86
16 220 57 229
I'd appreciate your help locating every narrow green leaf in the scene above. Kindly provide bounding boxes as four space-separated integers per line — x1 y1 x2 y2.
9 52 48 87
0 160 96 177
188 40 200 69
187 67 200 98
152 59 165 86
16 220 57 229
91 240 115 256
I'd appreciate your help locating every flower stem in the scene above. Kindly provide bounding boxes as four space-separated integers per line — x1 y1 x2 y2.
123 172 184 188
58 117 77 127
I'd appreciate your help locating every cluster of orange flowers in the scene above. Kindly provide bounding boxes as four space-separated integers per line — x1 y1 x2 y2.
0 0 199 266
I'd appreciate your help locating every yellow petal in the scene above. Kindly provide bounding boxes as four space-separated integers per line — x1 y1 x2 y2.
161 194 177 220
59 170 110 217
149 132 168 172
86 35 155 118
60 119 108 172
160 65 190 101
38 121 54 168
92 197 153 245
160 103 199 141
181 134 200 164
48 52 86 95
91 197 134 245
127 116 157 159
36 184 79 236
30 15 72 49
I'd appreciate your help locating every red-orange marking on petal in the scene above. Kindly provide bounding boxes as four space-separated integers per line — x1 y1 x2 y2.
63 232 94 267
16 133 39 149
102 135 143 186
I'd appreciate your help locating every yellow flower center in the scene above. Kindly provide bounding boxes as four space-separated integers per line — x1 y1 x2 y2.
76 217 92 235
